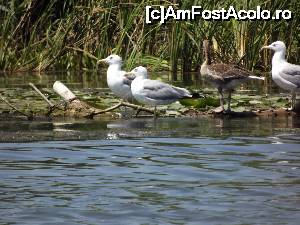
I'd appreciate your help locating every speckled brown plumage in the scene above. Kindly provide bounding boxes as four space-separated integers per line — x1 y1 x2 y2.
200 40 264 112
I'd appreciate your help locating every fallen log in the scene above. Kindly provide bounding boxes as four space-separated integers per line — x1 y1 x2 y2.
53 81 77 102
50 81 154 118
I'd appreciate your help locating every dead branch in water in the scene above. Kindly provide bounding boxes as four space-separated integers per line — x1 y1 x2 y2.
87 101 154 118
29 82 54 107
0 95 33 120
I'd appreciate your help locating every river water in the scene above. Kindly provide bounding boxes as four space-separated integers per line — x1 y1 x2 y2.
0 72 300 224
1 117 300 224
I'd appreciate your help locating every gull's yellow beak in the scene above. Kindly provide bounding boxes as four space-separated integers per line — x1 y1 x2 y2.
97 59 106 64
260 45 271 52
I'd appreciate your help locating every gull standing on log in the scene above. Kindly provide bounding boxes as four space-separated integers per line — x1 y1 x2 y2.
98 54 134 102
261 41 300 110
200 40 264 112
126 66 192 117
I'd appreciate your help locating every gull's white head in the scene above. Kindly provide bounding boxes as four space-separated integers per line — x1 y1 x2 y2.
98 54 122 65
130 66 148 79
261 41 286 53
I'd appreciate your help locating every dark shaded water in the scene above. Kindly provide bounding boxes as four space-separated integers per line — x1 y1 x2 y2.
1 117 300 225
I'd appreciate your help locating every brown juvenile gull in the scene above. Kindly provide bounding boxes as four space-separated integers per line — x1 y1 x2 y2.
200 40 264 112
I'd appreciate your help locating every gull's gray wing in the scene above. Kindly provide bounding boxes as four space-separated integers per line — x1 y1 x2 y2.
142 80 190 100
280 64 300 88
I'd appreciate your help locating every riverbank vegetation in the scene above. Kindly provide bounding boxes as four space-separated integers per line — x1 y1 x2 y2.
0 0 300 73
1 80 298 120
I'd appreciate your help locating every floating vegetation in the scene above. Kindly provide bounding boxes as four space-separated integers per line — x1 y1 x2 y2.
180 97 219 110
0 81 298 121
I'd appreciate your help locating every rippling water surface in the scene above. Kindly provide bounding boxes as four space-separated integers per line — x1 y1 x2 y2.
1 117 300 224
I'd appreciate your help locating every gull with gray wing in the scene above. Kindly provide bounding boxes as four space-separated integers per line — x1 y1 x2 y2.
126 66 192 117
261 41 300 110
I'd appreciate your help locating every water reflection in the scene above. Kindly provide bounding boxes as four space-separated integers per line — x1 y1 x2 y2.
0 70 285 96
0 116 299 142
0 70 107 89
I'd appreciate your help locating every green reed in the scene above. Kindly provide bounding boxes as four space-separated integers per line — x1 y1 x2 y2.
0 0 299 73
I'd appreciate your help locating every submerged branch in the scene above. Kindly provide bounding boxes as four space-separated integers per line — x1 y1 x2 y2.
89 102 123 116
121 102 154 114
0 95 33 120
87 101 154 118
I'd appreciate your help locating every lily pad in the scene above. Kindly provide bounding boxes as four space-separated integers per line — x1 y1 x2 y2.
233 106 247 112
179 97 219 108
249 100 263 105
165 110 181 117
169 102 184 110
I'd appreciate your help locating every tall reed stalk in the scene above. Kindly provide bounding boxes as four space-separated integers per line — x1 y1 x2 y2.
0 0 299 73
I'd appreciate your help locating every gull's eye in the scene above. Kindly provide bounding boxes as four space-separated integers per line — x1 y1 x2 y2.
134 69 137 72
273 44 277 47
109 56 113 59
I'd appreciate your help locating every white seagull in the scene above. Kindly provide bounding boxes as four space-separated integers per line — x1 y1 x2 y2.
261 41 300 109
126 66 192 117
98 54 134 102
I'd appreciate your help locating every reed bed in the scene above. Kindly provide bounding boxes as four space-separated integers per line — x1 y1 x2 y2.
0 0 299 73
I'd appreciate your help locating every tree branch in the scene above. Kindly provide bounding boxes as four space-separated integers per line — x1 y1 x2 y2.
87 101 154 118
0 95 32 120
29 82 54 107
